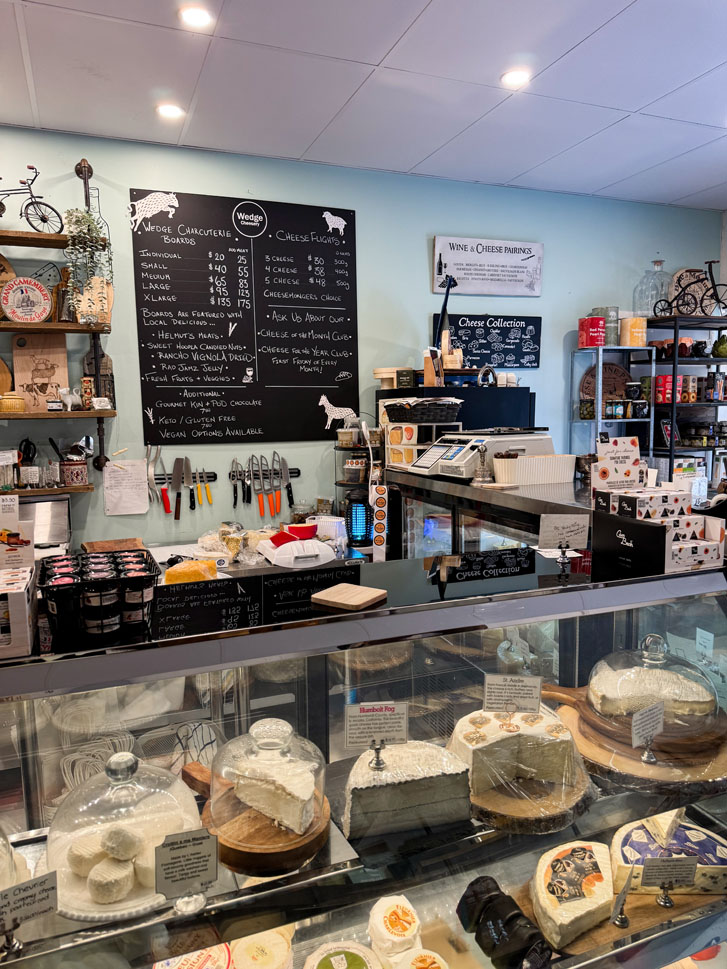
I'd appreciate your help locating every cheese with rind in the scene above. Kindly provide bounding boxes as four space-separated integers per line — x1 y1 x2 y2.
304 941 381 969
588 667 714 718
87 857 135 904
530 841 612 948
643 808 685 847
67 833 106 877
234 759 314 835
369 895 421 968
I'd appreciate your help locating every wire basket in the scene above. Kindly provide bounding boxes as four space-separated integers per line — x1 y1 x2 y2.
383 399 462 423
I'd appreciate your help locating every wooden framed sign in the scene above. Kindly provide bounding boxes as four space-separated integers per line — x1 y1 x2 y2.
433 236 543 296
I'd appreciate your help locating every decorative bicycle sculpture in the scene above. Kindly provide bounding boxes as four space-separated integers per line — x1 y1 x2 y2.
653 260 727 318
0 165 64 234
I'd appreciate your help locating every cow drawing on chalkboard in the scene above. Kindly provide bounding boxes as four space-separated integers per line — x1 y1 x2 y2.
322 211 346 236
128 191 179 232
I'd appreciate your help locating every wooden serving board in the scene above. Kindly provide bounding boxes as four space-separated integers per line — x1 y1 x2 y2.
541 685 727 756
202 789 330 875
470 769 593 835
328 641 411 673
558 705 727 796
81 538 145 552
311 582 387 611
513 882 719 957
12 333 68 411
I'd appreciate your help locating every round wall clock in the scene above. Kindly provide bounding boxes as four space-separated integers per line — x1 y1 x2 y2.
0 276 52 324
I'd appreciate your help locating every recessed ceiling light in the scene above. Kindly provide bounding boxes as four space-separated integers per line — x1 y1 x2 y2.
157 103 185 120
179 6 213 28
500 69 531 89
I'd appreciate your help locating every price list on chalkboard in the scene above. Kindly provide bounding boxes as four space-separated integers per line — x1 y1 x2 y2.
129 189 359 444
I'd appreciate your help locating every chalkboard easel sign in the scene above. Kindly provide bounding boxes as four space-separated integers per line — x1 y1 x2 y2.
153 576 263 639
433 314 541 369
129 188 359 444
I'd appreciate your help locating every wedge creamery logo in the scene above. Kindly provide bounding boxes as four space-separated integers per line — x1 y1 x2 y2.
616 530 634 547
232 200 267 237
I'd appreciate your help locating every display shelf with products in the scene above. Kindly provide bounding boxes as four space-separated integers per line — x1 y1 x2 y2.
1 560 727 968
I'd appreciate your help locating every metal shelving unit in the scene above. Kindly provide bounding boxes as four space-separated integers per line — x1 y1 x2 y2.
569 346 656 455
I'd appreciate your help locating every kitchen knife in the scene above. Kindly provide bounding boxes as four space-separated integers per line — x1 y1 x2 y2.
195 469 203 506
281 457 294 508
184 456 195 510
171 458 184 521
159 454 172 514
202 468 212 505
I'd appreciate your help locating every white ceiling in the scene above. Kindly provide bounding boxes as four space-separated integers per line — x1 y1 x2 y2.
4 0 727 209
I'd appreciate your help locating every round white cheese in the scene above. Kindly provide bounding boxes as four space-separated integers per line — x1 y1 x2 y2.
87 857 135 904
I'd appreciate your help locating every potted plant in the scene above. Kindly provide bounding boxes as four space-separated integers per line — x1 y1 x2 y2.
63 208 113 325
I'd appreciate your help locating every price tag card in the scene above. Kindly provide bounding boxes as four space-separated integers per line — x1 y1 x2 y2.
345 702 408 748
696 627 714 659
484 674 542 714
155 829 218 901
641 856 698 889
631 701 664 749
0 872 57 932
538 514 589 551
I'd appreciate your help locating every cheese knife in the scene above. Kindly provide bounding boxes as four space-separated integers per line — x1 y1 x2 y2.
202 468 212 505
171 457 184 521
281 457 294 508
184 456 195 510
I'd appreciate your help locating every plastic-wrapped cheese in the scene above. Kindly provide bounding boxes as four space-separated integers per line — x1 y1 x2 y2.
165 560 217 585
230 929 292 969
87 857 135 904
67 833 106 877
369 896 421 968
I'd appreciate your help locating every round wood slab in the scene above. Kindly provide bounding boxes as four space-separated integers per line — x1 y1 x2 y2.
202 791 330 876
558 705 727 797
470 769 593 835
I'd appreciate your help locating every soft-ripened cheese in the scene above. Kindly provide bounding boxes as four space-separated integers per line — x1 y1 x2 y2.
369 895 421 968
101 824 143 861
67 833 106 877
87 857 135 904
448 706 577 796
588 667 714 718
230 929 292 969
611 819 727 894
392 950 449 969
234 759 315 836
342 741 470 839
304 941 382 969
643 808 685 848
134 844 156 889
530 841 612 948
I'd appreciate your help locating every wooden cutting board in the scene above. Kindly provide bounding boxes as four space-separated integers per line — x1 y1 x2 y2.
311 582 387 611
12 333 68 410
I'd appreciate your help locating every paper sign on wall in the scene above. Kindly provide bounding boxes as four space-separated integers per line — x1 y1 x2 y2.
345 702 408 747
538 514 589 551
433 236 543 296
483 674 542 713
103 460 150 516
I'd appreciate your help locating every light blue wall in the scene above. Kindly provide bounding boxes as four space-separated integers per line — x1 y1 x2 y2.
1 126 721 544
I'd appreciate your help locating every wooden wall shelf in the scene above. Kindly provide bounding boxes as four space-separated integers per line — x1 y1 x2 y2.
0 229 106 250
0 320 110 334
8 485 94 497
0 410 116 420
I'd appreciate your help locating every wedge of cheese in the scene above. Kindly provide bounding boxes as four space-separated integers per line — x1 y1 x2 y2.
611 818 727 894
643 808 685 848
530 841 612 949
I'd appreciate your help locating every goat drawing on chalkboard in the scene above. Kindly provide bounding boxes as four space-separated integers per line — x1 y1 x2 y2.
128 191 179 232
319 394 357 429
322 211 346 236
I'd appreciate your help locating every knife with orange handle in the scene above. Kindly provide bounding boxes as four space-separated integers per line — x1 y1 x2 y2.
251 454 265 518
202 468 212 505
272 451 282 515
195 469 203 507
261 454 275 516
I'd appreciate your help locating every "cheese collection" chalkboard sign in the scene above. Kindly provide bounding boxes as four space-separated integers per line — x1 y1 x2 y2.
129 188 359 444
433 313 541 369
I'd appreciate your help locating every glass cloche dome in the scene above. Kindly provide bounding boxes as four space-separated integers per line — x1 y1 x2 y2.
587 633 719 736
46 751 200 921
208 718 327 873
0 828 16 891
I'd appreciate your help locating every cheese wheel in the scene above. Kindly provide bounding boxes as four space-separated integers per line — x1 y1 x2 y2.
230 929 292 969
369 896 421 967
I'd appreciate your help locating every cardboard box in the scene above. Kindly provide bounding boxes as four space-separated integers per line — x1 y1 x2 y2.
616 489 692 519
0 566 37 658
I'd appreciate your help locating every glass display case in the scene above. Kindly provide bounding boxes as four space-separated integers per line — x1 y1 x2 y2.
0 566 726 969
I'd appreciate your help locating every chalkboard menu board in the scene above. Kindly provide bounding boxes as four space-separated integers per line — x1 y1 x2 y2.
433 314 541 368
153 576 263 639
262 563 360 624
130 188 359 444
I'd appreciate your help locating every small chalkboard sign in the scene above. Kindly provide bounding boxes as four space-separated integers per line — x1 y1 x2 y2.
262 563 361 624
439 548 536 583
433 314 541 368
152 576 263 639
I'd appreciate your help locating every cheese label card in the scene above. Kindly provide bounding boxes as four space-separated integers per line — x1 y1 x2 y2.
483 674 542 713
631 701 664 749
155 829 218 900
345 702 408 747
610 863 635 923
696 627 714 659
538 514 589 551
641 856 698 888
0 872 57 932
544 845 605 904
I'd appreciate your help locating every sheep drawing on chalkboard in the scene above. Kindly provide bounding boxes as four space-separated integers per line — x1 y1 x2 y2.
322 211 346 236
128 191 179 232
319 394 357 429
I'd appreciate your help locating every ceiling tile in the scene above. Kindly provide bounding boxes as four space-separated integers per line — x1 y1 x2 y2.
511 114 724 195
0 4 33 127
383 0 634 86
304 69 507 172
184 39 372 157
21 0 225 32
672 181 727 210
530 0 727 111
24 6 209 142
217 0 430 63
595 136 727 203
644 61 727 128
412 93 624 183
